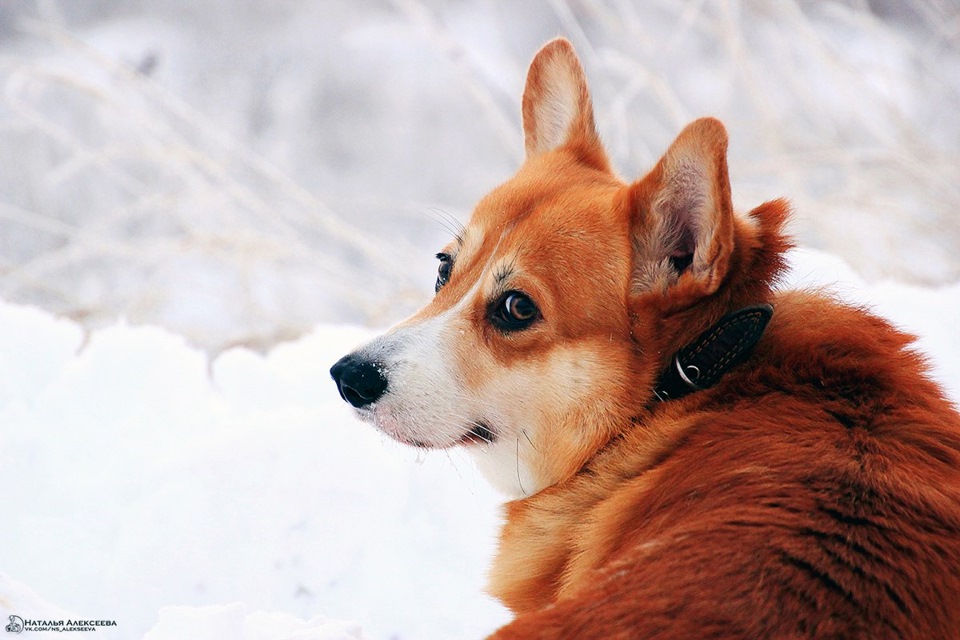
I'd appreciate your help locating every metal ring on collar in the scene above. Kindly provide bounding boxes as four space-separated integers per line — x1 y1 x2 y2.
674 356 702 391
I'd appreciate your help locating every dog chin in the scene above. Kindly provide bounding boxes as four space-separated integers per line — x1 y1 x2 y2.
354 401 537 496
356 405 486 450
354 406 427 447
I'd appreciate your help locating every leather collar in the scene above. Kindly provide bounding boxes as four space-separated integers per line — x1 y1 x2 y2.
653 304 773 402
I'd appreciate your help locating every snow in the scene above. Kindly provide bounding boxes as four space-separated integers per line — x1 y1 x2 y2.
0 247 958 639
0 310 508 639
143 605 365 640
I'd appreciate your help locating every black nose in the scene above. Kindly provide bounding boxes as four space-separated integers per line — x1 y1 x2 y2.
330 354 389 409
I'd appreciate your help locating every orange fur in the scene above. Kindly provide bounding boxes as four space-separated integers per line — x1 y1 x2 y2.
333 37 960 638
482 39 960 639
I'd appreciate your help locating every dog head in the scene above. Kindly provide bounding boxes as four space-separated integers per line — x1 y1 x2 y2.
331 39 788 497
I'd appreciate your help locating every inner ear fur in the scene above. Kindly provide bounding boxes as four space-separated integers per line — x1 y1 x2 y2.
629 117 737 307
521 38 608 171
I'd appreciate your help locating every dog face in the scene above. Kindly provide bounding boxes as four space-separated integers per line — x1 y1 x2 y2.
332 39 748 496
332 155 641 496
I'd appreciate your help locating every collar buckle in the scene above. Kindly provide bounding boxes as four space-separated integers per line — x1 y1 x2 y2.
674 356 702 391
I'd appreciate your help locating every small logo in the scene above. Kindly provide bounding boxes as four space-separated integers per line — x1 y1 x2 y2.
5 616 24 634
3 614 117 633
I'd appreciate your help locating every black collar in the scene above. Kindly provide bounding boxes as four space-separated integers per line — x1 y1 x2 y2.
653 304 773 402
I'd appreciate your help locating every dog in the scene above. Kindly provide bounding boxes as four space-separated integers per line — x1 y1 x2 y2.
330 38 960 639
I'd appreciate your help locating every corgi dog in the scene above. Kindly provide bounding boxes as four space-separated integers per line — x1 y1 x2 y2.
330 38 960 639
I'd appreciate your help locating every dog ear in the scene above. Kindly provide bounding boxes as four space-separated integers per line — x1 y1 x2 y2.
521 38 607 169
630 118 736 307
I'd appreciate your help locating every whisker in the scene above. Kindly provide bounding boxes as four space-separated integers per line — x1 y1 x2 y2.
520 428 538 452
443 449 471 488
434 208 466 240
516 436 527 495
467 420 495 444
463 434 491 447
424 208 466 244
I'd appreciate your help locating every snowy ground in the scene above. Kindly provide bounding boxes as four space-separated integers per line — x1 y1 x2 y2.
0 311 508 639
1 247 958 640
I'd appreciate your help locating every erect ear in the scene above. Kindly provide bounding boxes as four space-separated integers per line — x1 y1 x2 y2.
630 117 736 307
521 38 607 169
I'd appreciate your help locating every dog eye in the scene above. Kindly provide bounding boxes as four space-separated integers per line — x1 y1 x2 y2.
491 291 539 331
435 253 452 292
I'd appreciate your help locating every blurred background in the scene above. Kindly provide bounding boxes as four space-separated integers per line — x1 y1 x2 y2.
1 0 958 354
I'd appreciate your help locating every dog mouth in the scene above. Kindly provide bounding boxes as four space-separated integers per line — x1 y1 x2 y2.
458 421 497 446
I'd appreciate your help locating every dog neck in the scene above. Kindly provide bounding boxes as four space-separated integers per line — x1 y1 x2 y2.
487 307 776 614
